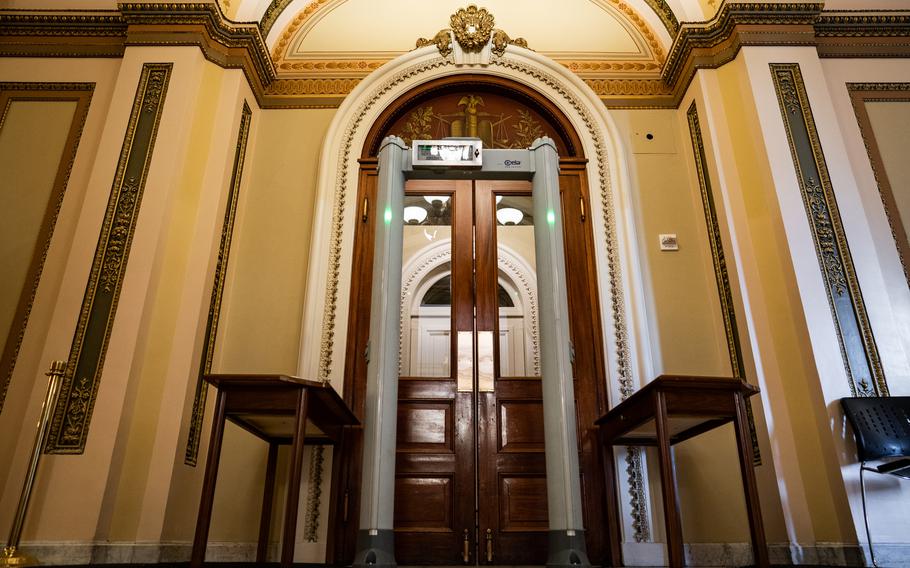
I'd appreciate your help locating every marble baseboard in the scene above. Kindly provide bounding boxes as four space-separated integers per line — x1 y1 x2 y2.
621 541 910 567
18 541 280 565
20 540 910 566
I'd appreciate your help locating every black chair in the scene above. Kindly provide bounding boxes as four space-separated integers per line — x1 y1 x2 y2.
841 396 910 567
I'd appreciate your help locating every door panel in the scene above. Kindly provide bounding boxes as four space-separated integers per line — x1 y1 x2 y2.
395 181 475 565
498 399 545 452
395 179 550 565
476 181 548 565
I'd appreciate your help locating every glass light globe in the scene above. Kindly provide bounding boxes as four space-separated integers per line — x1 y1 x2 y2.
404 206 428 224
423 195 450 205
496 207 523 225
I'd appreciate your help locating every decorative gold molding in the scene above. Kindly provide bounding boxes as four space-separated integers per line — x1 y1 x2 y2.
0 10 127 58
269 0 332 61
816 11 910 58
847 83 910 291
643 0 679 36
605 0 666 62
46 63 172 453
662 3 822 89
3 5 910 108
0 82 94 415
451 5 495 52
276 59 386 74
414 5 528 58
770 63 888 398
415 30 454 57
302 445 325 542
184 101 253 466
120 2 276 96
270 0 665 100
260 0 297 39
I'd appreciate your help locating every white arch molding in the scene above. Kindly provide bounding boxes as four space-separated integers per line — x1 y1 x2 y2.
398 239 541 377
297 42 657 545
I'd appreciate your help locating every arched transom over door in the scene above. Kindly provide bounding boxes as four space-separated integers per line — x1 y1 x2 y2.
336 75 611 565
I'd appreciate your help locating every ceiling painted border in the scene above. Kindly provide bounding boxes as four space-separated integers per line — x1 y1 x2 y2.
261 0 679 44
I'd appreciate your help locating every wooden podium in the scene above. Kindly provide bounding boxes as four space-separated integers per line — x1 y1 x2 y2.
191 374 358 568
596 375 768 568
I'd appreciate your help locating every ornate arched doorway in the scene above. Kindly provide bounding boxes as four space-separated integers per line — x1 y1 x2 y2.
331 74 613 565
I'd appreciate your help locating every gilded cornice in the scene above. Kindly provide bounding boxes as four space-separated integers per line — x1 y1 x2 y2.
0 10 126 58
120 2 276 91
2 4 910 108
815 11 910 57
662 2 822 87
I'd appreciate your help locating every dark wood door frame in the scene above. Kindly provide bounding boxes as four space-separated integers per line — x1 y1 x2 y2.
326 74 611 565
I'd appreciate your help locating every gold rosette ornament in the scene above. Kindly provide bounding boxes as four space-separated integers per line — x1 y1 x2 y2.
451 5 495 52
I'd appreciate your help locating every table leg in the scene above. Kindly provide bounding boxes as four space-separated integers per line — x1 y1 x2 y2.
191 389 228 568
654 392 684 568
258 443 279 562
600 434 623 567
281 388 310 568
733 393 769 568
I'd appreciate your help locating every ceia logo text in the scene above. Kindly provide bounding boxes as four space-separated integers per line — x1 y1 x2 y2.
503 159 521 167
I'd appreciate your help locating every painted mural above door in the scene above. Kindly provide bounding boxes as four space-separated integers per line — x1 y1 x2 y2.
389 91 563 152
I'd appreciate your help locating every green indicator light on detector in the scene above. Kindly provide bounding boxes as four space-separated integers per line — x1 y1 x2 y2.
547 210 556 225
384 207 392 224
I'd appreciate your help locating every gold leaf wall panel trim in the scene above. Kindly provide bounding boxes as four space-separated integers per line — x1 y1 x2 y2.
184 101 253 466
770 63 888 398
45 63 172 454
847 83 910 290
0 82 94 415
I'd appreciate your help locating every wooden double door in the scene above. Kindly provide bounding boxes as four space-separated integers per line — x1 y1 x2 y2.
394 179 548 565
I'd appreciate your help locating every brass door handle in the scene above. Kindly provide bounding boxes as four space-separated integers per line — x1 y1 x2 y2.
485 528 493 562
463 529 470 564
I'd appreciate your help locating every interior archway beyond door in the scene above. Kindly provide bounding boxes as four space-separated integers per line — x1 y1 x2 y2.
334 75 610 565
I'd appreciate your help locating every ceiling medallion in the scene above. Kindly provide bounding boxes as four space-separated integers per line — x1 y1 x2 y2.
416 5 528 57
451 5 495 52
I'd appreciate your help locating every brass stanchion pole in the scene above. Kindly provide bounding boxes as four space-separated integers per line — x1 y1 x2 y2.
1 360 66 567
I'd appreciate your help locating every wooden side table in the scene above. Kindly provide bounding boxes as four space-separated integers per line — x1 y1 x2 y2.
596 375 767 568
191 374 358 568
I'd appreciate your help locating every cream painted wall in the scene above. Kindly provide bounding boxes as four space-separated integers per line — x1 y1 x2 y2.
706 49 858 546
742 47 910 550
0 47 285 560
819 57 910 549
611 108 754 544
677 71 792 547
864 101 910 275
0 100 77 358
0 57 122 544
201 106 337 558
104 59 228 542
216 107 336 375
15 47 233 545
